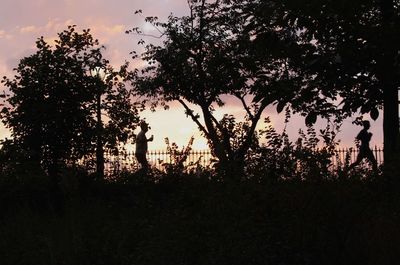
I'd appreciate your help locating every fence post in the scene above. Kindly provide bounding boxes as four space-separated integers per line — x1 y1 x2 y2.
99 147 384 175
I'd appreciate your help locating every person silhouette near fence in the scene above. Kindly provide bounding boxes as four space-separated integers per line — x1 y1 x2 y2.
349 120 378 172
135 121 153 174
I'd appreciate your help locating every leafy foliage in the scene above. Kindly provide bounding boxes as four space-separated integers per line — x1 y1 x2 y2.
129 0 304 178
224 0 399 170
161 136 197 175
1 26 140 177
242 117 377 182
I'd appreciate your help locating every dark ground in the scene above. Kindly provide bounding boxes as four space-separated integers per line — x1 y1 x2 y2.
0 174 399 265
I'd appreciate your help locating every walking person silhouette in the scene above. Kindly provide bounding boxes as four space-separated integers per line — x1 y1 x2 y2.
349 120 378 172
135 121 153 175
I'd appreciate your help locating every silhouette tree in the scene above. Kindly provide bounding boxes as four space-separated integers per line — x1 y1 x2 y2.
238 0 399 173
88 60 140 179
129 0 299 178
1 26 139 181
298 0 399 172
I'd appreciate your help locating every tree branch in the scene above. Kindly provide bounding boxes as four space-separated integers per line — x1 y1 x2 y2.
177 98 210 138
202 104 233 160
235 93 254 120
237 100 268 157
134 32 165 39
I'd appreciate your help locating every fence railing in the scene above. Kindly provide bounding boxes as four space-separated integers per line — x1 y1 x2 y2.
102 147 384 174
104 150 213 174
332 146 383 167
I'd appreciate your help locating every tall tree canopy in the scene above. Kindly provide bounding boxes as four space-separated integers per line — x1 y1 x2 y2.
130 0 301 177
285 0 400 170
131 0 399 176
1 26 139 178
229 0 400 173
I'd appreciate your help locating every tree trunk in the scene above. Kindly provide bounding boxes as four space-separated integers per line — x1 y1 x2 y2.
381 0 400 176
96 94 104 179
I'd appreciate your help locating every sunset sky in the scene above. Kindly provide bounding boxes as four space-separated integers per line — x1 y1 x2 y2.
0 0 384 150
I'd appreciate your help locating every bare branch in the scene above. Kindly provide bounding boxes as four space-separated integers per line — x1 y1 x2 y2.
136 32 165 39
201 104 234 159
204 104 226 134
235 93 254 120
237 100 269 156
177 98 210 138
131 11 166 38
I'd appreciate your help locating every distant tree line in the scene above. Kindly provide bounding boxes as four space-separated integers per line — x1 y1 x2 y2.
0 0 399 181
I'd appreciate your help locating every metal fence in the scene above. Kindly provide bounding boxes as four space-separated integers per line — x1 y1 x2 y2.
332 146 384 167
104 150 213 174
103 147 384 174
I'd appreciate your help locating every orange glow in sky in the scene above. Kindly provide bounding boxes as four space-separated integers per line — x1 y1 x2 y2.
0 0 383 150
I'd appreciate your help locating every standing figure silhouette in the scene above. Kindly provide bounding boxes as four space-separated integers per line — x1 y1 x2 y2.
349 120 378 171
135 121 153 175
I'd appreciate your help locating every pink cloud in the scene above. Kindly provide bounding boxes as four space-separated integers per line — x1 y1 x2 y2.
0 0 384 149
19 26 37 33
